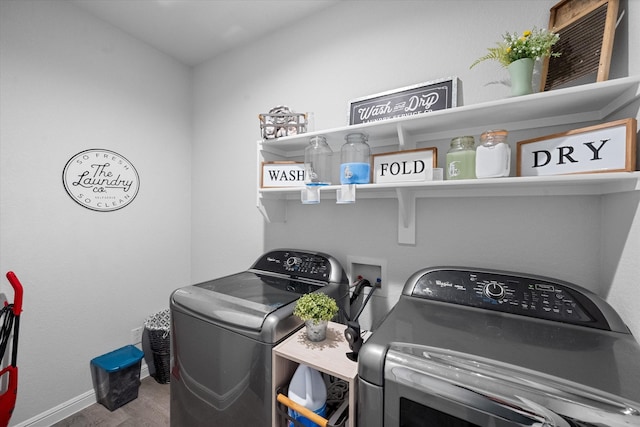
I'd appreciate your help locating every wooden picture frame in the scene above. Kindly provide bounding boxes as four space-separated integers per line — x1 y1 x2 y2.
261 162 306 188
540 0 619 91
372 147 438 183
516 118 636 176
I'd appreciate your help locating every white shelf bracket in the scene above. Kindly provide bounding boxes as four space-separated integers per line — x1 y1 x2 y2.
258 198 286 223
396 188 416 245
396 123 415 150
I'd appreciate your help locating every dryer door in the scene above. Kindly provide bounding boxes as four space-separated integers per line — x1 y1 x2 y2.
384 345 640 427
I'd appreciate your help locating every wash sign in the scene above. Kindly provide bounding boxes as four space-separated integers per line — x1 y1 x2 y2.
517 118 637 176
261 162 306 188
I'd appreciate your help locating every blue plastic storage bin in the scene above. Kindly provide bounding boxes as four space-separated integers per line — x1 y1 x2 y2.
90 345 144 411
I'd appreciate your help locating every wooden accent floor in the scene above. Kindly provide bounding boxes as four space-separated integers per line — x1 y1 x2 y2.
51 376 169 427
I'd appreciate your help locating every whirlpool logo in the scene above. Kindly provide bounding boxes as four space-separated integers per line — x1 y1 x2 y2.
62 149 140 212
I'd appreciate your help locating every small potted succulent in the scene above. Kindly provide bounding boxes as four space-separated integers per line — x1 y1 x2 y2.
293 292 339 342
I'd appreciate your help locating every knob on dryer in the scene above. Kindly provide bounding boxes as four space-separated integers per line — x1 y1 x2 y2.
484 282 505 300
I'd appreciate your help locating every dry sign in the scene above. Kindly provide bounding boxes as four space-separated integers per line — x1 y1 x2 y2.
517 118 637 176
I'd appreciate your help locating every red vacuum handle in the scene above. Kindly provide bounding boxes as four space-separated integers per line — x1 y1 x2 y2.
5 272 23 316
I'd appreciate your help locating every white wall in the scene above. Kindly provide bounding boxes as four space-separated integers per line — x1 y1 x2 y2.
193 0 640 336
0 1 191 424
189 0 552 277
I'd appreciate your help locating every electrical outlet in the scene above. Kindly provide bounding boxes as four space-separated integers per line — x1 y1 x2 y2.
131 326 143 344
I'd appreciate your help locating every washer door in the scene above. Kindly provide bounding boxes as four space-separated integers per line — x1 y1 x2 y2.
171 272 322 338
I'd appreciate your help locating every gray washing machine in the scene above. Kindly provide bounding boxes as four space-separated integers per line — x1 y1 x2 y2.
170 249 349 426
358 267 640 427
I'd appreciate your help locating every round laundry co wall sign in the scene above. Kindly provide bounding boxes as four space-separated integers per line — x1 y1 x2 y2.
63 149 140 212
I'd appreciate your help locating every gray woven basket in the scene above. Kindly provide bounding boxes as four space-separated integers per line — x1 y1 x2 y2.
144 309 171 384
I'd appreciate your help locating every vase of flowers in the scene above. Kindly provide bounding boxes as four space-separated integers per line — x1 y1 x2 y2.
293 292 339 342
508 57 535 96
471 27 561 96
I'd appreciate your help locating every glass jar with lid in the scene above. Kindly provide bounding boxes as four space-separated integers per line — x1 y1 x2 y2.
446 136 476 180
340 132 371 184
304 135 333 186
475 129 511 178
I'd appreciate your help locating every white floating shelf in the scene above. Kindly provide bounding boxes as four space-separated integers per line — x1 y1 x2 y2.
256 76 640 245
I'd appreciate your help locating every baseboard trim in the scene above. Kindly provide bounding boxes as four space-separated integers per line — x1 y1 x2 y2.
14 363 150 427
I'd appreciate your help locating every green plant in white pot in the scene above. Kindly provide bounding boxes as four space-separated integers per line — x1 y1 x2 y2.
293 292 339 342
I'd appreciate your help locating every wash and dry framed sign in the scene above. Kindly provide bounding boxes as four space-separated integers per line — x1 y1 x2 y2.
261 161 306 188
517 118 637 176
348 77 460 125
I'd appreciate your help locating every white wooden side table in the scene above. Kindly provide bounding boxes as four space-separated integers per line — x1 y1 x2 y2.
272 321 360 427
